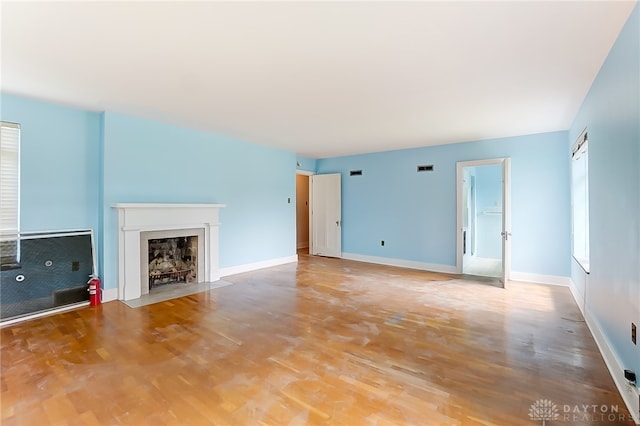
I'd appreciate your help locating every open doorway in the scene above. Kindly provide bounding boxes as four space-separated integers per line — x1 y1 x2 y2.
456 158 511 287
297 171 342 259
461 164 502 277
296 172 312 254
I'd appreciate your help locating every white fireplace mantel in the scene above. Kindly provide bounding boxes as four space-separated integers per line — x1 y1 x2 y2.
113 203 226 301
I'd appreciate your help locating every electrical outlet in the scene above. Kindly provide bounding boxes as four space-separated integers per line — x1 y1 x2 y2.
632 323 637 345
381 240 384 246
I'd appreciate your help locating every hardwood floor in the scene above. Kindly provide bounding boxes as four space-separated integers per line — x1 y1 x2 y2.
1 253 634 425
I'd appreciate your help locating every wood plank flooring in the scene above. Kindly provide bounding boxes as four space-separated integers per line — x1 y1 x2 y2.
1 252 634 425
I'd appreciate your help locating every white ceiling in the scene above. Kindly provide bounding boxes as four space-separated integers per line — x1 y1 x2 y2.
1 1 636 158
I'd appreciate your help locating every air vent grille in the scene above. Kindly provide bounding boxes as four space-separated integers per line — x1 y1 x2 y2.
417 165 434 172
350 170 363 176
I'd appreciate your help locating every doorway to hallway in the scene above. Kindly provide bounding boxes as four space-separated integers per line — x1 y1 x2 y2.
295 173 310 250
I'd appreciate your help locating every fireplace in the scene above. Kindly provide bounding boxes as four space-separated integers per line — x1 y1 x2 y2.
147 235 197 289
141 230 204 294
113 203 225 301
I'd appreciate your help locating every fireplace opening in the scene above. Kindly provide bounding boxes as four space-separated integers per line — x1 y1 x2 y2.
148 236 198 290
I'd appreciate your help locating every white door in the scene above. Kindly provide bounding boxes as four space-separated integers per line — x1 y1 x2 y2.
310 173 341 257
500 158 512 286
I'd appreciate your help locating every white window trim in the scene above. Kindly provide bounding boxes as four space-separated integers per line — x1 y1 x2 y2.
571 129 589 273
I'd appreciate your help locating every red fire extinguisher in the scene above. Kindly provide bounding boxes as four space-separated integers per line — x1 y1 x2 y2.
87 275 102 307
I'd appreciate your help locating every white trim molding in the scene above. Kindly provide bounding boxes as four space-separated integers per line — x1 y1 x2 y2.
568 279 585 316
101 287 119 303
220 255 298 277
341 253 458 275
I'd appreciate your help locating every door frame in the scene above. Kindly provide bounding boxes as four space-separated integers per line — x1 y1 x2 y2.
455 158 511 286
296 170 314 251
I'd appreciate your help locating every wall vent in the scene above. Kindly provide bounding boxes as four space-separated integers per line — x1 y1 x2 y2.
417 165 434 172
350 170 363 176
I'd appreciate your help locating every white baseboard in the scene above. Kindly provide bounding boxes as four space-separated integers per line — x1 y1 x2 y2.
341 253 458 274
509 271 571 286
102 287 119 303
582 308 640 424
220 255 298 277
297 242 309 249
568 279 585 316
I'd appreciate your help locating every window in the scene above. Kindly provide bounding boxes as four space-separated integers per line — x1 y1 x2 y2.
571 129 589 273
0 122 20 266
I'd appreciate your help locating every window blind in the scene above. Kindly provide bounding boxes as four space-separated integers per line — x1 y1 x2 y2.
0 122 20 239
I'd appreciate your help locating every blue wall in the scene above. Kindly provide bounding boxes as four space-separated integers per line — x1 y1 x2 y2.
569 4 639 376
101 112 297 289
317 131 571 277
0 93 102 236
1 95 298 291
